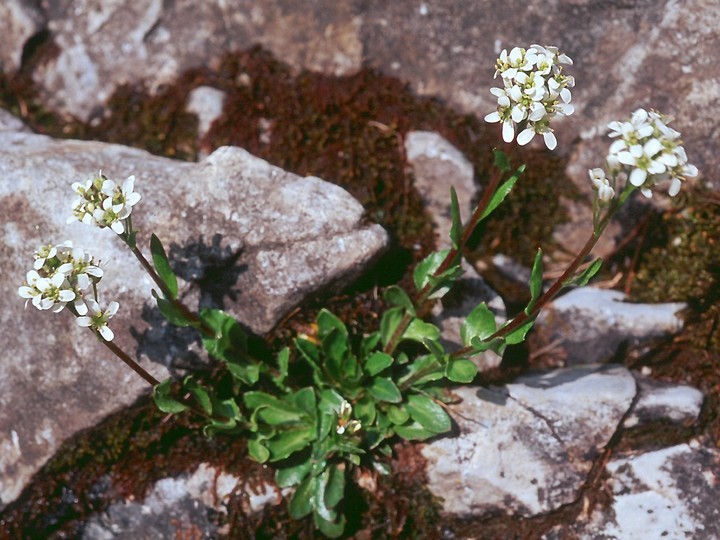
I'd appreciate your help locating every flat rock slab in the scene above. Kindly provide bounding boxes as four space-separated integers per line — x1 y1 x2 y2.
422 365 637 516
534 287 686 365
0 109 386 505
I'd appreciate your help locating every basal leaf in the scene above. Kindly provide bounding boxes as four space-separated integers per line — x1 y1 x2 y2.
368 377 402 403
364 351 394 376
406 394 451 433
445 358 478 383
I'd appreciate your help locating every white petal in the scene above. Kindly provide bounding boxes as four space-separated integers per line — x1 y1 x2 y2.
111 221 125 234
668 178 682 196
643 138 663 157
543 131 557 150
107 301 120 317
629 168 647 186
640 187 653 198
484 112 501 123
98 325 114 341
18 286 35 298
74 299 88 316
76 316 93 327
502 121 515 143
511 105 526 123
86 299 101 315
59 290 76 302
516 128 535 146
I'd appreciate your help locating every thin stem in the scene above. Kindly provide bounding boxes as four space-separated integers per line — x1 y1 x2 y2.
451 192 628 358
128 243 216 338
383 166 504 355
98 333 160 386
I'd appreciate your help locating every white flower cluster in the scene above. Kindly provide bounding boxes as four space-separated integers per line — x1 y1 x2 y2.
485 44 575 150
606 108 698 198
18 242 118 340
68 171 141 234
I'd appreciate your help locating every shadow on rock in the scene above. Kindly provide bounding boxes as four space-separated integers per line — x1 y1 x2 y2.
131 234 246 375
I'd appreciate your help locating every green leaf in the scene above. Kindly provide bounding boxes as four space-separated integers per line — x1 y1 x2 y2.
565 258 603 287
368 377 402 403
403 319 441 344
493 148 510 172
183 376 212 415
449 186 462 249
360 332 381 358
460 302 497 346
406 394 452 434
394 420 441 441
526 248 544 314
478 164 525 222
398 355 443 387
211 396 242 421
153 291 194 327
317 309 347 339
266 425 316 461
314 509 346 538
364 351 394 376
273 347 290 390
324 463 345 508
413 250 450 291
380 307 404 348
445 359 478 383
294 337 320 367
354 394 376 424
383 285 416 315
276 457 313 487
504 317 536 345
152 379 188 414
199 308 247 363
225 362 260 386
289 476 313 519
202 417 240 437
150 234 178 299
247 439 270 463
386 404 410 425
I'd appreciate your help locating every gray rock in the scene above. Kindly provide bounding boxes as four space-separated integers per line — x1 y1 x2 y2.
579 443 720 539
186 86 227 140
625 374 704 428
404 130 505 371
0 0 45 73
404 130 475 249
82 463 280 539
534 287 686 365
33 0 363 121
422 365 637 516
0 113 387 505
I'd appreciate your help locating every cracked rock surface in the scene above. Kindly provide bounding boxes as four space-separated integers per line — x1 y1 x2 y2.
0 109 386 506
422 365 637 516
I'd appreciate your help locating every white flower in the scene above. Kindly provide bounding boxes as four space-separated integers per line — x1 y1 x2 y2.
486 44 574 149
68 171 140 234
588 168 615 202
22 272 76 312
20 242 104 316
76 299 119 341
335 400 362 435
606 108 697 197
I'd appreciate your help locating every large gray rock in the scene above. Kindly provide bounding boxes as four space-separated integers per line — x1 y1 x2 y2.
422 365 637 516
534 287 686 365
32 0 363 121
544 442 720 539
0 108 387 505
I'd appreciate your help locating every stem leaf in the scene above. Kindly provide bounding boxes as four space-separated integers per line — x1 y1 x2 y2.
150 234 178 299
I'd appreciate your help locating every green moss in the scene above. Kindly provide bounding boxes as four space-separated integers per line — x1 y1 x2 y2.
627 186 720 305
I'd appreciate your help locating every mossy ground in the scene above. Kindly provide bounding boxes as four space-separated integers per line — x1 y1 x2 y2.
1 45 718 538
